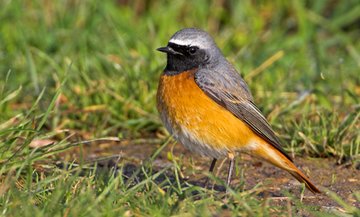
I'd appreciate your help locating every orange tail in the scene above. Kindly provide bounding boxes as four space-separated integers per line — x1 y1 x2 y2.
252 141 321 193
287 166 321 193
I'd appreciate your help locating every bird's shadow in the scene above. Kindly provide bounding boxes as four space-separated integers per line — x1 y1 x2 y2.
118 163 227 192
55 158 227 193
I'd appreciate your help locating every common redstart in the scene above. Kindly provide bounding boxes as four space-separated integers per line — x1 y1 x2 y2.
156 28 320 193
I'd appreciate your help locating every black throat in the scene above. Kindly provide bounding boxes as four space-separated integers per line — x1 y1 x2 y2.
164 55 196 75
163 43 205 75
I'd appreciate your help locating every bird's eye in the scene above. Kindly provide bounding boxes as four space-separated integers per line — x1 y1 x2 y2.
188 46 198 55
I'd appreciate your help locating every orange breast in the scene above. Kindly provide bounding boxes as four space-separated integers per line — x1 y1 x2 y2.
156 69 259 158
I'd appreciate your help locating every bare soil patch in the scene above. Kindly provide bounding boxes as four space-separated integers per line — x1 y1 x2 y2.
59 139 360 211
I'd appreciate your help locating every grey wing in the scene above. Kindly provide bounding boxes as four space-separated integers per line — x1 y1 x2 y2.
195 68 293 162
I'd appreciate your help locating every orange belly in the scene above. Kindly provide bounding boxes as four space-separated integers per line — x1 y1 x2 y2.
156 69 261 158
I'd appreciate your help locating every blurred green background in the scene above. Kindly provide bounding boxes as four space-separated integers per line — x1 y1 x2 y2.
1 0 359 157
0 0 359 216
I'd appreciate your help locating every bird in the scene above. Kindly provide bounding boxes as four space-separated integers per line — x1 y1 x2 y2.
156 28 321 193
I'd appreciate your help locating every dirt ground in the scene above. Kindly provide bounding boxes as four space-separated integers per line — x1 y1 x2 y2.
62 139 360 212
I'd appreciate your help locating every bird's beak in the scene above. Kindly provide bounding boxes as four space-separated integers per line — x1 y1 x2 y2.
156 46 183 56
157 46 171 53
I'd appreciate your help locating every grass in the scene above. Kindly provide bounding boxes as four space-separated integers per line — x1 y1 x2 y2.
0 0 360 216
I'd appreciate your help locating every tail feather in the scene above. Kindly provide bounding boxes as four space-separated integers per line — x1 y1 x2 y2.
253 141 321 193
288 168 321 193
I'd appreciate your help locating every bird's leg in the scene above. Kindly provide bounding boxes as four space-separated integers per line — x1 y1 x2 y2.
209 158 217 173
204 158 217 188
226 153 235 192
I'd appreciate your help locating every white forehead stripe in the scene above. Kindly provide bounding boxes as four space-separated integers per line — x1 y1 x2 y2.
169 38 199 46
169 38 194 46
